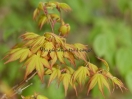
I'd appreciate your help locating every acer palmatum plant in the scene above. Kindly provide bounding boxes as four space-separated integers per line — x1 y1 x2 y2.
2 1 127 99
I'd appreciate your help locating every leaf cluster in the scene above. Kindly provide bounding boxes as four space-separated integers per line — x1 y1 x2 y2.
3 1 127 98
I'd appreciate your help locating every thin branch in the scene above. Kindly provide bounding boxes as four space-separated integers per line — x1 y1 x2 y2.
1 70 37 99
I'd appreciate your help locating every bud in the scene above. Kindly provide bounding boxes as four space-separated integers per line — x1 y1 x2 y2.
59 24 70 37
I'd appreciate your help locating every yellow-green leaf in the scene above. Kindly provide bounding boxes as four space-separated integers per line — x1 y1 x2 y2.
50 13 60 22
38 15 48 29
36 56 44 81
25 55 36 79
40 57 50 69
73 66 90 85
87 73 110 96
21 32 39 40
74 43 88 62
50 51 57 67
56 48 65 64
64 66 74 74
38 2 44 10
33 8 40 20
59 3 72 12
45 2 56 9
24 54 50 81
87 74 98 94
88 62 98 73
48 68 61 86
59 73 71 96
112 77 127 92
4 48 31 64
64 52 75 66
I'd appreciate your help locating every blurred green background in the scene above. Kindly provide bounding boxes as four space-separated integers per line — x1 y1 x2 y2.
0 0 132 99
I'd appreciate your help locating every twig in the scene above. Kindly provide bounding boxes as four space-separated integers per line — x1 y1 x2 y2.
1 70 37 99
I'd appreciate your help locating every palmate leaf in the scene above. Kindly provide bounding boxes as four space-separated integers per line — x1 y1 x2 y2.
21 32 46 48
56 48 65 64
51 33 65 46
58 73 77 96
44 32 65 46
74 43 88 62
42 41 55 57
87 73 110 96
25 36 46 48
21 32 39 40
64 52 76 66
50 51 57 67
38 2 44 10
45 2 56 9
44 2 71 12
59 3 72 12
38 15 48 29
58 73 71 96
48 67 61 86
88 62 98 74
4 47 32 64
24 53 50 81
57 3 72 12
33 2 44 20
33 8 40 20
64 66 74 74
73 66 90 85
111 77 127 92
63 43 75 51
